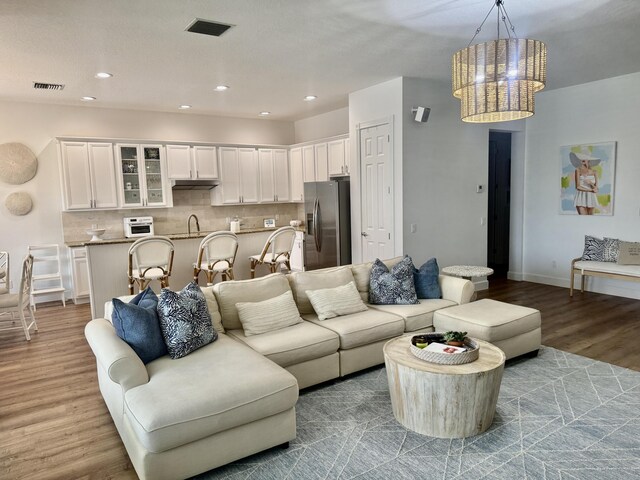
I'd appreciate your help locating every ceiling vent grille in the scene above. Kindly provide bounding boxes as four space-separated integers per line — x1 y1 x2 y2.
33 82 65 91
186 19 233 37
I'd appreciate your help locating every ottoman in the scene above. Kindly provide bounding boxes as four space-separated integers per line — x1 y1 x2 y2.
433 299 541 360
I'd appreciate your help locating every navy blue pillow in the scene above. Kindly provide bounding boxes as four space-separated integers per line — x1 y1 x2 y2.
413 258 442 299
111 287 167 364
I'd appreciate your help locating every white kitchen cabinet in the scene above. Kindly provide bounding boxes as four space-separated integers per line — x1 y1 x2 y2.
115 144 172 208
302 145 315 183
59 141 119 210
345 138 351 175
328 138 351 176
167 144 219 180
70 247 90 304
290 231 305 272
290 147 304 202
212 147 259 205
314 142 329 181
259 148 290 203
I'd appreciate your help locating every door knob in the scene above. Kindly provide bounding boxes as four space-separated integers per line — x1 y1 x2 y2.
361 232 369 237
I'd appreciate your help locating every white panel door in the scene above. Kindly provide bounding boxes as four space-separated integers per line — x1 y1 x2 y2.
314 142 329 181
60 141 92 210
258 149 275 203
239 148 259 203
273 149 290 202
360 123 393 262
219 147 241 204
87 143 118 209
166 144 192 179
289 147 304 202
193 146 218 179
302 145 315 182
328 139 346 176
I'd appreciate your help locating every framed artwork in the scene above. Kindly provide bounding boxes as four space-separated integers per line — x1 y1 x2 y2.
560 142 616 215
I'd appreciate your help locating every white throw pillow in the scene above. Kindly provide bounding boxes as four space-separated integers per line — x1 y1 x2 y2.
306 281 368 321
236 290 303 336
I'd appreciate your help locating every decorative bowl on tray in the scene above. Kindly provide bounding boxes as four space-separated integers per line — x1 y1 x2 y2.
409 333 479 365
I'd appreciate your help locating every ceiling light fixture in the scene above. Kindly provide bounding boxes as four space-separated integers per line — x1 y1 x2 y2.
452 0 546 123
95 72 113 79
179 105 192 109
259 111 271 116
214 85 229 91
304 95 317 101
81 96 96 101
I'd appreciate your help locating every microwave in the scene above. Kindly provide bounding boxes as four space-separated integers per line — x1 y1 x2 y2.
124 217 154 238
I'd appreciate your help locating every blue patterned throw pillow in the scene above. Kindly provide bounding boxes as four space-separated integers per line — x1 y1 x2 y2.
369 255 419 305
111 287 167 364
158 282 217 359
413 258 442 299
582 235 605 261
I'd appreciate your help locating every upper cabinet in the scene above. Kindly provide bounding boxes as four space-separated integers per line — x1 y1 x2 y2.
289 147 304 203
302 145 315 183
212 147 260 205
115 144 172 208
258 148 290 203
314 142 329 181
328 138 350 176
166 144 218 180
59 141 119 211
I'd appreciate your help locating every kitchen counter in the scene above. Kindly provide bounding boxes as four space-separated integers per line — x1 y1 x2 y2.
65 226 305 248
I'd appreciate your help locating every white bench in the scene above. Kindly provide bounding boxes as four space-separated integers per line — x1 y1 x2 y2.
570 258 640 296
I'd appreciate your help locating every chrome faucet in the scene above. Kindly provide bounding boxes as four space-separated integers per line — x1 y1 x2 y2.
187 214 200 236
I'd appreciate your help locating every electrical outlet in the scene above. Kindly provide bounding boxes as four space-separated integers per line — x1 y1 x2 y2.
480 217 486 226
275 214 279 220
410 223 417 233
225 217 230 225
552 260 557 269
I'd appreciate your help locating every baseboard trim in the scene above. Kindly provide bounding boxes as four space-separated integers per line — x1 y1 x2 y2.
522 273 640 300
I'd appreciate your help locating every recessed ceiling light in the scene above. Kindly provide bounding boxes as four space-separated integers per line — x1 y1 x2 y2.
81 96 96 101
214 85 229 91
259 111 271 116
304 95 317 101
179 105 192 109
95 72 113 79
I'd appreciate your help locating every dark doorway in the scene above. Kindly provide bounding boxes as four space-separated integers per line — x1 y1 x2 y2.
487 132 511 278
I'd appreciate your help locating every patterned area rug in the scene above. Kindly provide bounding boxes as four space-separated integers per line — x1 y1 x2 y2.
194 347 640 479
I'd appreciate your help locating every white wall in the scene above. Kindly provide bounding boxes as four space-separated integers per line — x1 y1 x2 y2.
0 100 294 298
523 72 640 298
294 107 349 143
349 78 404 263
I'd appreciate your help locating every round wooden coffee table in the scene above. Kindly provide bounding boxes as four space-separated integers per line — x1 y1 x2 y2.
384 335 505 438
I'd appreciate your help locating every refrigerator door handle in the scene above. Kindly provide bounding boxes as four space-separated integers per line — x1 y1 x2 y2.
316 199 322 252
313 198 320 252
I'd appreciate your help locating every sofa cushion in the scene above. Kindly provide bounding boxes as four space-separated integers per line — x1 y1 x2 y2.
302 308 404 350
111 287 167 364
236 290 303 336
157 282 217 360
369 298 456 332
369 256 419 305
213 273 291 330
351 257 403 302
226 321 339 367
201 286 224 333
288 266 355 314
124 334 298 453
432 299 541 343
413 258 442 299
306 281 368 320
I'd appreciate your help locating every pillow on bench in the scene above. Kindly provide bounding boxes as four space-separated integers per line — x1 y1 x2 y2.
617 241 640 265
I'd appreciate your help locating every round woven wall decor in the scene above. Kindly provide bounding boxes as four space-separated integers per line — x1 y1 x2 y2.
5 192 33 216
0 143 38 185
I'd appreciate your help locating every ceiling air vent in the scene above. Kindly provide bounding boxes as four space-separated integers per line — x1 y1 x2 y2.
33 82 65 91
186 18 233 37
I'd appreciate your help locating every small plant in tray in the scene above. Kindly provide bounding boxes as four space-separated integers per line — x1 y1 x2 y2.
443 331 468 347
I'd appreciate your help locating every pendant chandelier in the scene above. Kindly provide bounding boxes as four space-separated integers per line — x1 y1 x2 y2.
452 0 546 123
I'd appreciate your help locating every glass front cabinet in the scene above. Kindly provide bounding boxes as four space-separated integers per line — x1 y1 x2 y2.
115 144 172 208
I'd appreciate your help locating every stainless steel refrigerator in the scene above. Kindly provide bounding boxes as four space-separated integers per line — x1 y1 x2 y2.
304 179 351 270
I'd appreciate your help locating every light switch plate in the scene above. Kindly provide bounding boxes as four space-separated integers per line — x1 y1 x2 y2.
476 184 484 193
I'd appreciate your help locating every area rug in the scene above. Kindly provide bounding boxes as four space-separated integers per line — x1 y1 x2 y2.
194 347 640 479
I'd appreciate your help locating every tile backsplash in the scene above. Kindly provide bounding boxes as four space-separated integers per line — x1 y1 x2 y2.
61 190 305 243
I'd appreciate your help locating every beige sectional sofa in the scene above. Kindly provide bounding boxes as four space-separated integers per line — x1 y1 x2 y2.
86 257 474 480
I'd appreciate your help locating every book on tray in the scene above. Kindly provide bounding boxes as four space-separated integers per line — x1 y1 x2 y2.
424 342 467 354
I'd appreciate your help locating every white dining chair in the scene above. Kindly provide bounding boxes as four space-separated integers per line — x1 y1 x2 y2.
249 226 296 278
0 255 38 340
193 231 239 285
127 236 175 294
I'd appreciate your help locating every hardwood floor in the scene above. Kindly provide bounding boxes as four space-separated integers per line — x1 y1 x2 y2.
1 280 639 479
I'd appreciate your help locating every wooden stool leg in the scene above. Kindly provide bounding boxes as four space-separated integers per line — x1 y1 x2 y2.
250 260 257 279
193 267 200 283
128 277 134 295
227 268 234 280
569 268 574 297
581 274 585 293
222 272 227 281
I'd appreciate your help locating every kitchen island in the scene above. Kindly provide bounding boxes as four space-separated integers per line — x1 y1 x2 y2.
70 227 303 319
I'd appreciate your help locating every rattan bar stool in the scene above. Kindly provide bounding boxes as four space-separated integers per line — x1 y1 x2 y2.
127 236 175 294
249 226 296 279
193 231 239 285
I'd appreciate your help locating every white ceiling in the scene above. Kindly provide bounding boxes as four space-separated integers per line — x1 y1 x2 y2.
1 0 639 121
